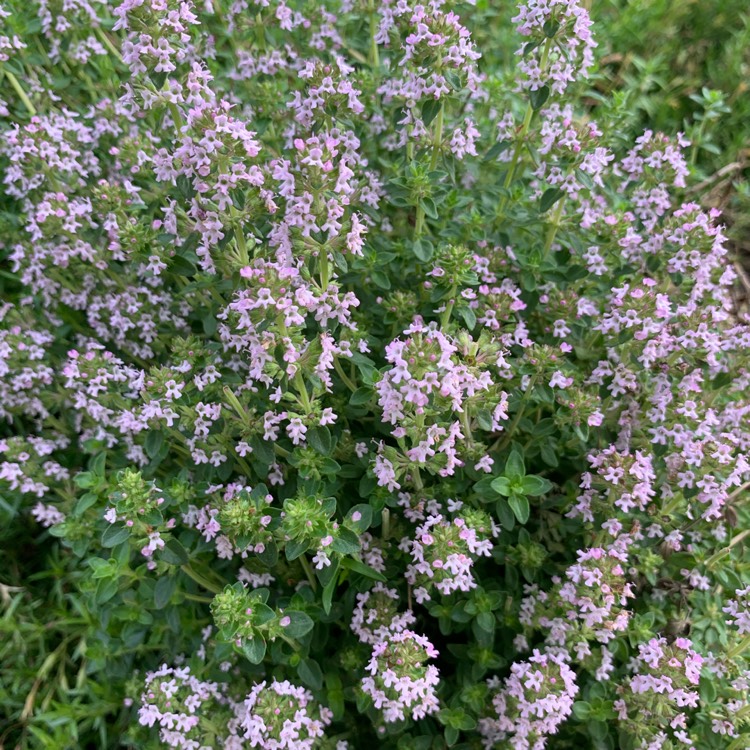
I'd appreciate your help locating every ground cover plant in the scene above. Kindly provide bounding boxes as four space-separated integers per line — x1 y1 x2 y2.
1 0 750 748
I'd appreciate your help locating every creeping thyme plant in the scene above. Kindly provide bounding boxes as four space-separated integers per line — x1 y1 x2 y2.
2 0 750 748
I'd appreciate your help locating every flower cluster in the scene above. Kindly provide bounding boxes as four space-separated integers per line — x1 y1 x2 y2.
512 0 596 96
724 587 750 636
241 679 333 749
614 637 704 748
404 509 497 603
350 582 416 645
137 665 230 748
520 543 635 650
361 630 441 722
478 650 578 749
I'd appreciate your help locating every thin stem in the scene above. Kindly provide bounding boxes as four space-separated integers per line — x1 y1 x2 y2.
165 428 193 459
94 27 123 63
429 103 445 171
293 371 312 414
5 71 36 116
705 529 750 568
411 465 424 491
255 13 268 50
381 508 391 540
727 634 750 660
274 443 291 459
414 206 426 239
183 592 214 604
168 102 183 134
492 375 539 453
234 224 249 266
319 249 330 290
440 284 457 329
413 100 445 240
235 452 254 477
459 409 474 450
333 358 358 393
368 0 380 69
223 385 251 427
497 102 532 219
497 38 552 219
298 555 318 591
543 198 565 259
280 634 302 651
181 564 223 595
729 480 750 503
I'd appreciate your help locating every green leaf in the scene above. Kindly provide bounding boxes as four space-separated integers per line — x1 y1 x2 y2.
444 726 459 746
144 430 164 459
484 140 510 161
332 250 348 272
285 538 310 561
457 306 477 330
349 388 371 406
574 423 589 442
171 254 197 276
420 197 438 220
490 476 512 496
331 527 360 555
90 452 107 476
475 409 493 432
530 84 550 110
154 576 176 609
458 714 477 731
297 658 323 690
150 70 167 89
319 457 341 476
162 538 189 565
572 701 591 720
371 269 391 290
74 471 95 489
307 426 332 456
473 476 500 500
475 611 495 633
344 504 372 533
504 450 525 480
540 187 564 213
521 475 553 496
250 436 275 465
240 636 266 664
101 524 130 548
176 175 193 199
412 238 434 263
421 98 442 127
543 19 560 37
699 678 717 703
322 567 338 615
532 418 556 437
74 492 98 516
258 541 278 568
540 442 559 468
253 602 277 625
95 577 118 604
281 610 314 638
495 498 516 530
88 558 113 578
341 557 387 582
508 494 530 524
444 70 461 90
